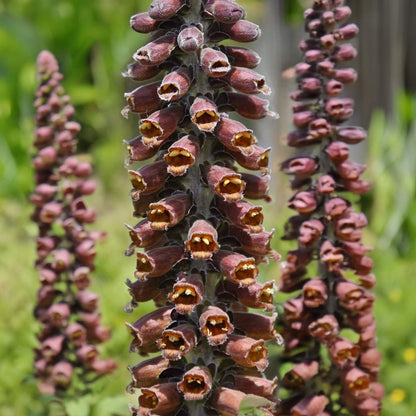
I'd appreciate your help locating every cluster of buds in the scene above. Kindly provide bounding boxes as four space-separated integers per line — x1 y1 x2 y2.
122 1 280 414
31 51 116 395
278 1 383 415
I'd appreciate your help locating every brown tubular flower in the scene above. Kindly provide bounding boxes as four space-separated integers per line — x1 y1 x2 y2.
31 51 115 395
177 366 213 400
123 1 279 414
279 1 383 414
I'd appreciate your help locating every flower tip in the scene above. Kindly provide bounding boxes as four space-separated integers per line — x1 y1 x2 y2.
37 50 59 75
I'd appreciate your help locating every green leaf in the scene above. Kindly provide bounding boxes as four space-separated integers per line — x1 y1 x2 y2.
238 394 275 415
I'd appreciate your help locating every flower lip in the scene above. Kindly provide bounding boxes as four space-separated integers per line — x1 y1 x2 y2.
147 192 191 230
164 135 200 176
200 47 231 77
190 96 220 132
157 324 196 360
185 219 220 260
214 250 258 286
157 68 190 101
168 273 204 314
199 305 234 345
177 366 213 400
207 165 246 202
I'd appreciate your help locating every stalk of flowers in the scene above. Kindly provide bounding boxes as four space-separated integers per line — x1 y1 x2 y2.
278 1 383 415
122 1 281 414
31 51 116 395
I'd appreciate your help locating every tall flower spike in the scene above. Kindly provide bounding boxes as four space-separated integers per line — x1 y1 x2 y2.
123 1 280 414
279 2 383 415
31 51 116 396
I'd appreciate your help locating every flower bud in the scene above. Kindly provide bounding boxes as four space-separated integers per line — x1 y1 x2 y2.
185 219 220 260
206 165 246 202
139 105 184 146
281 157 318 177
177 366 213 400
199 305 234 346
147 192 191 230
164 134 200 176
333 68 357 85
190 96 220 132
225 92 276 119
157 68 191 101
157 323 197 360
205 0 246 24
223 66 270 95
233 312 277 340
200 47 231 77
177 26 204 53
222 45 260 68
219 20 261 43
130 12 158 33
133 33 177 66
168 273 204 314
337 126 367 144
148 0 186 20
213 250 258 286
135 246 184 280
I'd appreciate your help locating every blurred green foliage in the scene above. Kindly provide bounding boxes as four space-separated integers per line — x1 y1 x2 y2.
0 0 416 415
